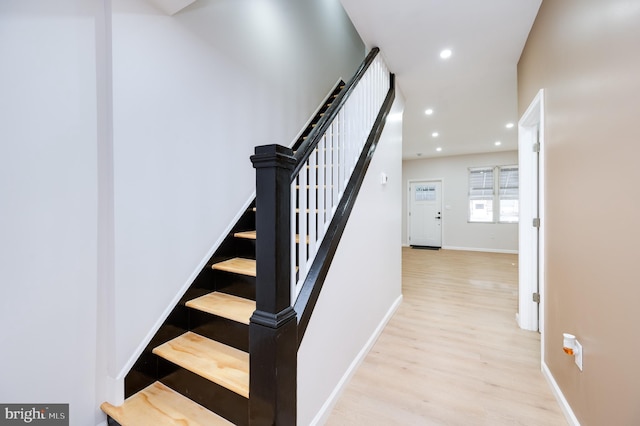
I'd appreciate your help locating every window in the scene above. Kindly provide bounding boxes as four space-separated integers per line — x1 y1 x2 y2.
498 166 519 223
468 167 494 222
468 165 519 223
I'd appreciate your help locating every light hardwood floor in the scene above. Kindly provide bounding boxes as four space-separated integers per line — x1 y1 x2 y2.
326 248 566 425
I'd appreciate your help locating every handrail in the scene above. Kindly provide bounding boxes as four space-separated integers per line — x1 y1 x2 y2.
295 74 395 345
249 48 392 425
289 49 390 304
291 47 380 178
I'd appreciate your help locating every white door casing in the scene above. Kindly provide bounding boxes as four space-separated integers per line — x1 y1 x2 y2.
408 180 442 247
518 89 545 336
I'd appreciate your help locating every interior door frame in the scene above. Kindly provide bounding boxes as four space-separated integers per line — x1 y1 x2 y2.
407 178 444 248
518 89 545 342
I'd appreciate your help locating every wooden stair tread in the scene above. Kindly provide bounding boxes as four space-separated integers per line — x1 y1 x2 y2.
100 381 233 426
186 292 255 325
153 332 249 398
296 234 310 244
233 229 309 244
251 207 324 214
211 258 256 277
234 230 256 240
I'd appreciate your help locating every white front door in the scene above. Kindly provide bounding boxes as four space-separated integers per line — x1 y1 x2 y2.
409 181 442 247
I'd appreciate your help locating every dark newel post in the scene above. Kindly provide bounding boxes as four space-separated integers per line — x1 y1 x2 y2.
249 144 297 426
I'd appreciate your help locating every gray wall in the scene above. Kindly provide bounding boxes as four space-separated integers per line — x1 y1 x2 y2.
518 0 640 424
402 151 519 253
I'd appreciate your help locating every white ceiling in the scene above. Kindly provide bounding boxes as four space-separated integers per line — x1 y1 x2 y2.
339 0 542 160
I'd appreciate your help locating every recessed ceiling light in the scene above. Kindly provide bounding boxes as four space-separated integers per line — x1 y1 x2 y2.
436 147 442 152
425 108 434 115
495 141 502 146
440 49 452 59
506 122 514 129
432 132 439 137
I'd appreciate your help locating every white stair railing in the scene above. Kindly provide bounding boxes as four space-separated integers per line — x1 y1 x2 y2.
290 54 390 304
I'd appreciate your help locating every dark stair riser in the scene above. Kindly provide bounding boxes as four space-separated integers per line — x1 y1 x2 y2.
125 321 188 396
106 417 121 426
210 238 257 261
190 310 249 352
211 270 256 300
160 360 248 426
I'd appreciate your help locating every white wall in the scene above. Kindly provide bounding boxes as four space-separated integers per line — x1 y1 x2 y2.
109 0 365 384
0 1 101 425
402 151 518 253
298 95 404 425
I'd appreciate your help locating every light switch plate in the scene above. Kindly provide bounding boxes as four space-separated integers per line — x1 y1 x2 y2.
575 340 583 371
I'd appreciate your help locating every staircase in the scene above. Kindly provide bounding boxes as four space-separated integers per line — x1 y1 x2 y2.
101 220 256 424
100 83 345 426
101 47 394 426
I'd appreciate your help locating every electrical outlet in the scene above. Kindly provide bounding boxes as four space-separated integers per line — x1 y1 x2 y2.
575 340 583 371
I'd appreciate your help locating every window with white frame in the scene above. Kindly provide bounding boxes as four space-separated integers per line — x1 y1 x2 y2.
498 166 519 223
468 167 494 222
468 165 519 223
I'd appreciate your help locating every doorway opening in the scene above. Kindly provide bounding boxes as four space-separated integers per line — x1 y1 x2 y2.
518 89 545 336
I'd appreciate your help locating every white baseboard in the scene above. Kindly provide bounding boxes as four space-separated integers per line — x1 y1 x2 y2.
403 244 518 254
542 361 581 425
443 245 518 254
309 294 403 425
